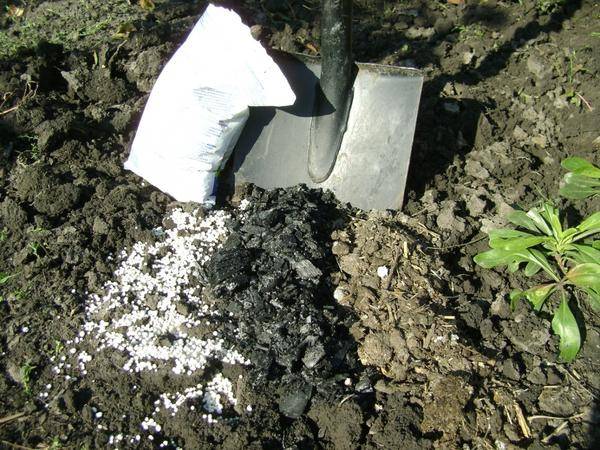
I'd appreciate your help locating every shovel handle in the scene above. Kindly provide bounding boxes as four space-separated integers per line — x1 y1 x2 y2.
320 0 354 98
308 0 355 183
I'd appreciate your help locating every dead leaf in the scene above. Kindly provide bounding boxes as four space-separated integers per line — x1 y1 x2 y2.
7 5 25 18
305 42 319 54
113 22 137 40
447 0 465 4
139 0 155 11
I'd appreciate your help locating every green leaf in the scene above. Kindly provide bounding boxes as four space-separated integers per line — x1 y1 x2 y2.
474 248 518 268
551 294 580 362
542 203 563 239
510 290 524 311
508 260 520 273
567 244 600 264
581 287 600 311
561 157 600 178
577 212 600 233
528 248 560 281
507 210 542 233
488 229 548 250
559 173 600 199
562 227 580 240
474 247 559 281
566 263 600 289
527 208 553 236
0 272 16 284
524 283 556 311
524 261 542 276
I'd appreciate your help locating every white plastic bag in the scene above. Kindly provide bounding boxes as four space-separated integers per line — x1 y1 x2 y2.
125 4 295 203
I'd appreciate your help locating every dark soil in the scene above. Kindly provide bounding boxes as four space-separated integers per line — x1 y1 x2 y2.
1 0 599 449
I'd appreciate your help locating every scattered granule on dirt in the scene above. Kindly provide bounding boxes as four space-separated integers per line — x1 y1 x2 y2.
41 205 254 446
82 207 248 376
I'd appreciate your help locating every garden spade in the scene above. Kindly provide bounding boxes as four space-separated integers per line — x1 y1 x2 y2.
229 0 423 210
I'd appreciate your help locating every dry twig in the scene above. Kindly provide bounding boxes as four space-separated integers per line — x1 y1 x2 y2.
0 412 26 426
0 440 37 450
513 402 531 438
0 81 38 116
542 420 569 444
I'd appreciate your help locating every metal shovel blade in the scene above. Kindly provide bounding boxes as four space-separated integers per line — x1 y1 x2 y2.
229 51 423 210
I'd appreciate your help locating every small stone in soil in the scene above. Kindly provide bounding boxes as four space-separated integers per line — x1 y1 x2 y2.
278 379 313 419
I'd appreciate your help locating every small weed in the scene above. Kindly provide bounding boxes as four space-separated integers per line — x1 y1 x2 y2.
475 158 600 362
10 287 26 301
0 0 144 59
29 241 46 259
536 0 566 14
78 18 112 38
52 340 64 358
13 134 41 163
0 271 19 284
454 24 486 40
20 361 36 395
0 228 7 242
560 50 590 110
49 437 62 450
565 50 587 84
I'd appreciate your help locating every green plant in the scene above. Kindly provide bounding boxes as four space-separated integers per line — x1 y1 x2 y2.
0 271 19 284
536 0 566 14
0 228 7 242
10 287 26 301
475 160 600 362
20 361 36 395
559 157 600 199
454 24 485 40
560 50 591 110
49 436 62 450
52 340 64 358
28 241 46 259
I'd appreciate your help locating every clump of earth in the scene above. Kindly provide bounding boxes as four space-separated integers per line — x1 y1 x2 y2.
1 0 599 449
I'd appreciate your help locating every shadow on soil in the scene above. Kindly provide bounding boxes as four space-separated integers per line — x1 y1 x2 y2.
591 398 600 448
405 0 583 202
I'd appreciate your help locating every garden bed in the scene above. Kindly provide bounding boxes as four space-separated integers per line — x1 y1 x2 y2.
0 0 598 448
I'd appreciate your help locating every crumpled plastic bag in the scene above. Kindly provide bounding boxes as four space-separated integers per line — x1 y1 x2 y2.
125 4 295 203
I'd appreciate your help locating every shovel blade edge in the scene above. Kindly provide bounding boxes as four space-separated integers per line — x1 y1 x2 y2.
230 52 423 210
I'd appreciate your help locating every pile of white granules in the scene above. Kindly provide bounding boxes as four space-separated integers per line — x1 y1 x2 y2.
44 206 252 446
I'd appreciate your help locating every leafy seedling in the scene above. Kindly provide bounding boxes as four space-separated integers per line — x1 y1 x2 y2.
10 287 26 301
52 340 64 359
20 361 36 395
49 437 62 450
536 0 566 14
28 241 46 259
475 202 599 362
0 271 19 284
559 157 600 199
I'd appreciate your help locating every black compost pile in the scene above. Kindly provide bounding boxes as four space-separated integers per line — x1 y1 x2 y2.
206 185 372 419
